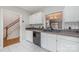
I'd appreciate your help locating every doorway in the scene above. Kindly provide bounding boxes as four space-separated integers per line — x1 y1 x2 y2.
3 9 20 47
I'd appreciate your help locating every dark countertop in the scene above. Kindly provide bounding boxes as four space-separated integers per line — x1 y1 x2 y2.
43 31 79 38
26 28 79 38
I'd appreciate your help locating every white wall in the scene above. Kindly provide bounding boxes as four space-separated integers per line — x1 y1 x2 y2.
0 8 3 48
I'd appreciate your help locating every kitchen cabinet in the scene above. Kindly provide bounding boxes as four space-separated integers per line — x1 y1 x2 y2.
41 32 48 50
29 15 35 24
41 32 56 52
35 12 43 24
57 35 79 52
46 33 57 51
29 12 43 24
25 30 33 43
64 7 79 22
41 32 79 52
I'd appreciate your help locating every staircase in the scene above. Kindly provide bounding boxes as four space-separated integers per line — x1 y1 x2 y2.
3 18 20 47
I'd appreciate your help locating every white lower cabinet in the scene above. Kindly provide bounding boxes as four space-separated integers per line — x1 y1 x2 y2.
41 32 79 52
57 35 79 52
41 32 56 52
41 33 47 50
25 30 33 43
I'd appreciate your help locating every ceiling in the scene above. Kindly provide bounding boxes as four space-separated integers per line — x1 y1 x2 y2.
18 6 49 14
18 6 65 14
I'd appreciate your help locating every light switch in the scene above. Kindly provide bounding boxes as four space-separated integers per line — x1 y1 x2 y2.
22 20 24 23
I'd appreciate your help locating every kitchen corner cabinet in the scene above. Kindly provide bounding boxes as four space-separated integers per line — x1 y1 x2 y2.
25 30 33 43
41 32 56 52
57 35 79 52
29 12 43 24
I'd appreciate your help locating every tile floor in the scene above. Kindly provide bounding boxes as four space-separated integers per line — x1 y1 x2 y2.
0 40 47 52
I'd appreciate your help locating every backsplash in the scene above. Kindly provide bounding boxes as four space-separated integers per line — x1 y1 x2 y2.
64 22 79 29
27 24 43 29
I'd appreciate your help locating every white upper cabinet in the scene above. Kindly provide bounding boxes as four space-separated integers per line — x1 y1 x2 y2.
29 14 35 24
29 12 43 24
64 7 79 22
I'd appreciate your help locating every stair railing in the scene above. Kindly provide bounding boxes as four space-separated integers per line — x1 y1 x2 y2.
4 18 20 40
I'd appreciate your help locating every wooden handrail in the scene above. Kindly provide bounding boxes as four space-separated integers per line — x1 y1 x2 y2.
4 18 20 29
5 27 8 39
4 18 20 39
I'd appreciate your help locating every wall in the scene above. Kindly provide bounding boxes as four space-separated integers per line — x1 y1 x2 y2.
0 8 3 48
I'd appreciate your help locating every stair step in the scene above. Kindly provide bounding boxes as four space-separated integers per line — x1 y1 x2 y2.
3 37 20 47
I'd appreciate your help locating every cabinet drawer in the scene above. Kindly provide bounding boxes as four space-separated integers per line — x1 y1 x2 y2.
57 39 79 52
57 35 79 43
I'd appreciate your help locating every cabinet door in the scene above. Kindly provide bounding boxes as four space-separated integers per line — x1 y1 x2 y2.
29 15 33 24
35 12 43 24
64 7 73 22
41 33 57 52
41 33 47 49
64 7 79 22
29 15 35 24
46 34 56 52
29 12 43 24
25 30 33 43
57 36 79 52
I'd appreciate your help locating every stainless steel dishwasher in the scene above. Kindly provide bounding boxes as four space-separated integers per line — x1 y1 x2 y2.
33 31 41 47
